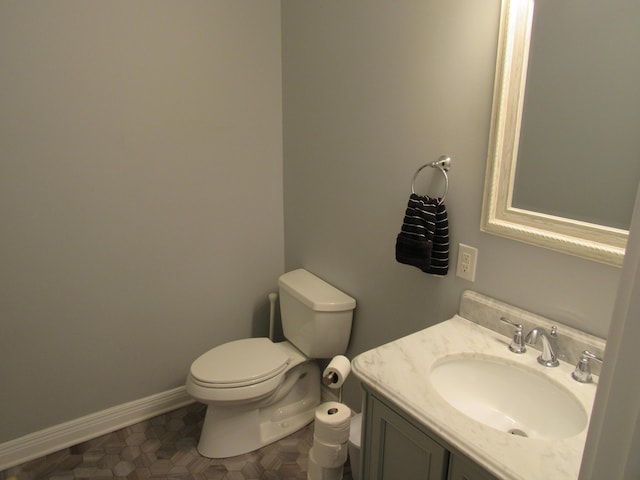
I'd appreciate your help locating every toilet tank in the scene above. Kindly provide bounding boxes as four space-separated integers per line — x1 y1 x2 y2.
278 269 356 359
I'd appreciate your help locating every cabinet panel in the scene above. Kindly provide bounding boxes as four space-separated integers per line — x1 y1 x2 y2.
364 396 448 480
448 453 499 480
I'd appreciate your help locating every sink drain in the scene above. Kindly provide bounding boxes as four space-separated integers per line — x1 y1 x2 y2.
508 428 528 437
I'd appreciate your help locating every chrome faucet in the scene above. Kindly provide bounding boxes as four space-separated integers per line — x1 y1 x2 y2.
499 317 526 354
572 350 603 383
525 326 559 367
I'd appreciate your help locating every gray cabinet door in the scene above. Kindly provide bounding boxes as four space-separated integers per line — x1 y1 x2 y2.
448 454 499 480
364 396 448 480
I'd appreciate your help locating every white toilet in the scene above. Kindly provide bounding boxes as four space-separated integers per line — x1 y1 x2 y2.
186 269 356 458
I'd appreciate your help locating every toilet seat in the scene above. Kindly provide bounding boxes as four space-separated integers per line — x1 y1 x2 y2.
190 338 291 388
187 338 297 403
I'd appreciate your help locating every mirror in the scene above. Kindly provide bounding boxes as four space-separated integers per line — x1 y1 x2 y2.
481 0 639 266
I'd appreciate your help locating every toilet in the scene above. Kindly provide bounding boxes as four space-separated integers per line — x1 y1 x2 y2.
186 269 356 458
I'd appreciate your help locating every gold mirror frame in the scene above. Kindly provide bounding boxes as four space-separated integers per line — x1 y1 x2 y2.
481 0 627 266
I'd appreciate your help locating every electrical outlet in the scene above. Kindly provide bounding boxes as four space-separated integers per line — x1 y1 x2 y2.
456 243 478 282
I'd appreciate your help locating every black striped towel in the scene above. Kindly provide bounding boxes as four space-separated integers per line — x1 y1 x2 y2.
395 194 449 276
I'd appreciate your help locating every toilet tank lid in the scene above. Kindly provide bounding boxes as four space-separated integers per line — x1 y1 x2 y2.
278 269 356 312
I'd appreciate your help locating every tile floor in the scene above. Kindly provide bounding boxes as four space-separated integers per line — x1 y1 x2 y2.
0 403 354 480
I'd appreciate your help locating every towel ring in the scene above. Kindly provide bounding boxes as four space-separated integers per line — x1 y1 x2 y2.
411 155 451 205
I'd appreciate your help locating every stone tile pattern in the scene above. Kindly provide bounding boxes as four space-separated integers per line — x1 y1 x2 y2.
1 403 354 480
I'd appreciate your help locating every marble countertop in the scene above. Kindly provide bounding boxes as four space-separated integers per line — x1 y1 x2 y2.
352 315 599 480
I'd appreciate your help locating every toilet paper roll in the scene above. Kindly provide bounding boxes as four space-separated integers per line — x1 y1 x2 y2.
307 449 322 480
322 355 351 389
311 435 348 468
308 447 344 480
314 402 352 445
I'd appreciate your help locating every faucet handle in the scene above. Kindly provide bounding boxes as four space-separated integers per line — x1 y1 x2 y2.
500 317 526 354
572 350 603 383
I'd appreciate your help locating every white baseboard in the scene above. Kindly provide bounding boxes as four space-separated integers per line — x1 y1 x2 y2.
0 386 194 471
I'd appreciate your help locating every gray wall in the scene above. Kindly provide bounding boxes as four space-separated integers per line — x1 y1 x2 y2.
281 0 622 409
0 1 283 443
0 0 626 446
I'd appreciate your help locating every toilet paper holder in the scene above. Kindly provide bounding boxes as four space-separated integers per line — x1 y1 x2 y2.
323 371 344 402
322 371 339 386
322 355 351 403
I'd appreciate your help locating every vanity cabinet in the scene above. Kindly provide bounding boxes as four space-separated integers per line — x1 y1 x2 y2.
447 455 499 480
364 393 448 479
362 392 498 480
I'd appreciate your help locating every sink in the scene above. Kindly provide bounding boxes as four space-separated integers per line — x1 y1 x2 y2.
429 355 587 439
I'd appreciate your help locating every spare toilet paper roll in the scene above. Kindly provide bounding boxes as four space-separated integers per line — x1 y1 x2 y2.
308 447 344 480
307 449 322 480
311 435 348 468
314 401 352 445
322 355 351 389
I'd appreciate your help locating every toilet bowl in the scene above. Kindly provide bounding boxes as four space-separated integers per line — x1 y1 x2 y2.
187 339 320 458
186 269 356 458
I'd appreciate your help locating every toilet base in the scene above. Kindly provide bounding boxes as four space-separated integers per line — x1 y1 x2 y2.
197 362 320 458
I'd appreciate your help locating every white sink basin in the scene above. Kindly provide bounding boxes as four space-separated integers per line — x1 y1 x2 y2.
429 355 587 439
